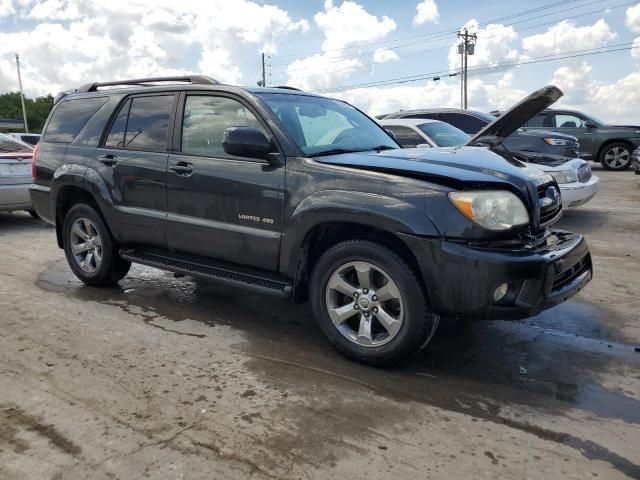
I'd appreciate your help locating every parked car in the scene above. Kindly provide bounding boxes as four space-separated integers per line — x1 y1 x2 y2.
380 108 580 158
8 132 41 146
633 148 640 175
31 78 591 366
518 109 640 170
0 133 37 217
380 118 599 208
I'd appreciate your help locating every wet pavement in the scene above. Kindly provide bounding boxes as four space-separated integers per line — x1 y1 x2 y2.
1 167 639 479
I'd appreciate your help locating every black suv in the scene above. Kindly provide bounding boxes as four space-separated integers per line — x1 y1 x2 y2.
31 78 592 365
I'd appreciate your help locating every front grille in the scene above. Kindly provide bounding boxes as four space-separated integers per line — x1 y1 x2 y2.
577 163 592 182
537 182 562 226
551 254 591 292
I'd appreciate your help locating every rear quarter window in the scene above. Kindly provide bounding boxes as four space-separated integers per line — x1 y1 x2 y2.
44 97 108 143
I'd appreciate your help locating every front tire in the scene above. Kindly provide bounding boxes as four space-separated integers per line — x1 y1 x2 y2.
310 240 438 366
599 143 632 170
62 203 130 286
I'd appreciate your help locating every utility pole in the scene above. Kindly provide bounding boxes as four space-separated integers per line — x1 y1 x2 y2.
15 53 29 133
457 29 477 109
261 52 266 88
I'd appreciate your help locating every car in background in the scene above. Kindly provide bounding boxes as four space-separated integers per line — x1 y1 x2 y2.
0 133 38 217
8 132 41 146
379 108 580 159
380 117 599 208
519 109 640 171
633 148 640 175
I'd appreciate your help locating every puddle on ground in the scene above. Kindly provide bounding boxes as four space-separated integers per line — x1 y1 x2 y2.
36 259 640 476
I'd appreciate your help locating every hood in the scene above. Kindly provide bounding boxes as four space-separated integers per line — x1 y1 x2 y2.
467 85 563 147
596 124 640 135
315 146 552 200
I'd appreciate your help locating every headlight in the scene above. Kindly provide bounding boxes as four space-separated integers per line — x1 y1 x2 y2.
544 137 573 146
448 190 530 231
549 170 578 184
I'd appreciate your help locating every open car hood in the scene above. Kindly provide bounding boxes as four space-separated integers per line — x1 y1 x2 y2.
467 85 563 147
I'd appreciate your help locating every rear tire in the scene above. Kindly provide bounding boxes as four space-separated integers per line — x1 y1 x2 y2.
599 142 632 170
62 203 130 286
310 239 438 366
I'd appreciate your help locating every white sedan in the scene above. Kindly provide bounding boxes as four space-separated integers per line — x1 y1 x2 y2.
0 133 37 217
380 118 599 208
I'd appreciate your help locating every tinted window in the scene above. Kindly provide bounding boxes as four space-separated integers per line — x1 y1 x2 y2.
525 113 547 128
123 95 174 151
0 134 32 153
417 122 469 147
405 113 439 120
105 99 131 148
181 96 265 157
20 135 40 146
385 126 425 148
44 97 108 143
440 113 488 134
553 114 586 128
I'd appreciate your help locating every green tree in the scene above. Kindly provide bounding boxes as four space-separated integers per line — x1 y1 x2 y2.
0 92 54 133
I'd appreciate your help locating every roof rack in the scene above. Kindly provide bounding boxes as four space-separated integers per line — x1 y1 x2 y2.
77 75 220 93
273 85 302 91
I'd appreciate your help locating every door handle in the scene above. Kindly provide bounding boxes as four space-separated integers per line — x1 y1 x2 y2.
98 154 118 166
169 162 193 176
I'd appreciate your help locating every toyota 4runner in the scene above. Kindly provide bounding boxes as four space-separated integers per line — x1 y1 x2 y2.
31 78 592 365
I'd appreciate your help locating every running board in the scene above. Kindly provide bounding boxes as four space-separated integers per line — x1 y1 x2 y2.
120 248 293 297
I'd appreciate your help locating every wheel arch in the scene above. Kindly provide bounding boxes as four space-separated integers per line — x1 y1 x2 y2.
597 138 635 160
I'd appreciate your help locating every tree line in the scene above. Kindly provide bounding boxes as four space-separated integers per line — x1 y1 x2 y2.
0 92 54 133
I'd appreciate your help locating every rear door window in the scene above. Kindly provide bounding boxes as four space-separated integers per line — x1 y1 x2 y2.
525 113 548 128
384 126 425 148
104 95 174 152
44 97 108 143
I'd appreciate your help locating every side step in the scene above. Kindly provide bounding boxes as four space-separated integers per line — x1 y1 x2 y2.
120 248 293 297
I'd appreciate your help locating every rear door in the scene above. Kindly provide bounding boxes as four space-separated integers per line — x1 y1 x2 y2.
165 93 284 271
98 93 177 247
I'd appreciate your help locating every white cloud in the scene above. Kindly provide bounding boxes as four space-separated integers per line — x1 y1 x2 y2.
625 3 640 33
373 48 399 63
550 61 594 104
0 0 309 96
413 0 439 25
632 36 640 61
522 19 616 57
285 1 397 90
0 0 14 17
315 0 396 51
448 20 519 71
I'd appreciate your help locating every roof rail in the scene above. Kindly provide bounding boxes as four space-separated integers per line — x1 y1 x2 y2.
77 75 220 93
273 85 302 91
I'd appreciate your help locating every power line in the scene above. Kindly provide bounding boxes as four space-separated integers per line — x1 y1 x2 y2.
271 0 632 82
270 0 598 64
315 41 640 93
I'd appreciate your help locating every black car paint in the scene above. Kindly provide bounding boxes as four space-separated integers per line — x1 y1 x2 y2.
31 84 590 320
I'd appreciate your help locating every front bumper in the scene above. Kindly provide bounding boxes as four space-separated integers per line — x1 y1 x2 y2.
559 175 599 208
399 231 592 320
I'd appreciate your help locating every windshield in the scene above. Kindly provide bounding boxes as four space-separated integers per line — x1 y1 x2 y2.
257 93 398 156
0 133 33 153
417 122 470 147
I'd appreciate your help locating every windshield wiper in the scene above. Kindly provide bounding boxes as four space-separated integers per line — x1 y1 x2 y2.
308 148 362 157
370 145 395 152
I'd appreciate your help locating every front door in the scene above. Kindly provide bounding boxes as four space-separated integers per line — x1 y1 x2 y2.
99 94 177 247
166 93 284 271
549 112 596 158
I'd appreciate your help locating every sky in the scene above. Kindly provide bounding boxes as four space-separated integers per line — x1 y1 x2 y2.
1 0 640 122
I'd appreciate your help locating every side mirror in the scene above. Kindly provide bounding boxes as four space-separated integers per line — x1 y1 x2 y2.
223 127 272 158
584 120 597 129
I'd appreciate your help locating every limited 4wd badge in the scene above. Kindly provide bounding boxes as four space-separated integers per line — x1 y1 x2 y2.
238 214 274 225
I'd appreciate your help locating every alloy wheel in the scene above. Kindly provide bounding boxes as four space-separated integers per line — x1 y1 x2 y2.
325 261 404 347
604 146 630 169
69 217 103 273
